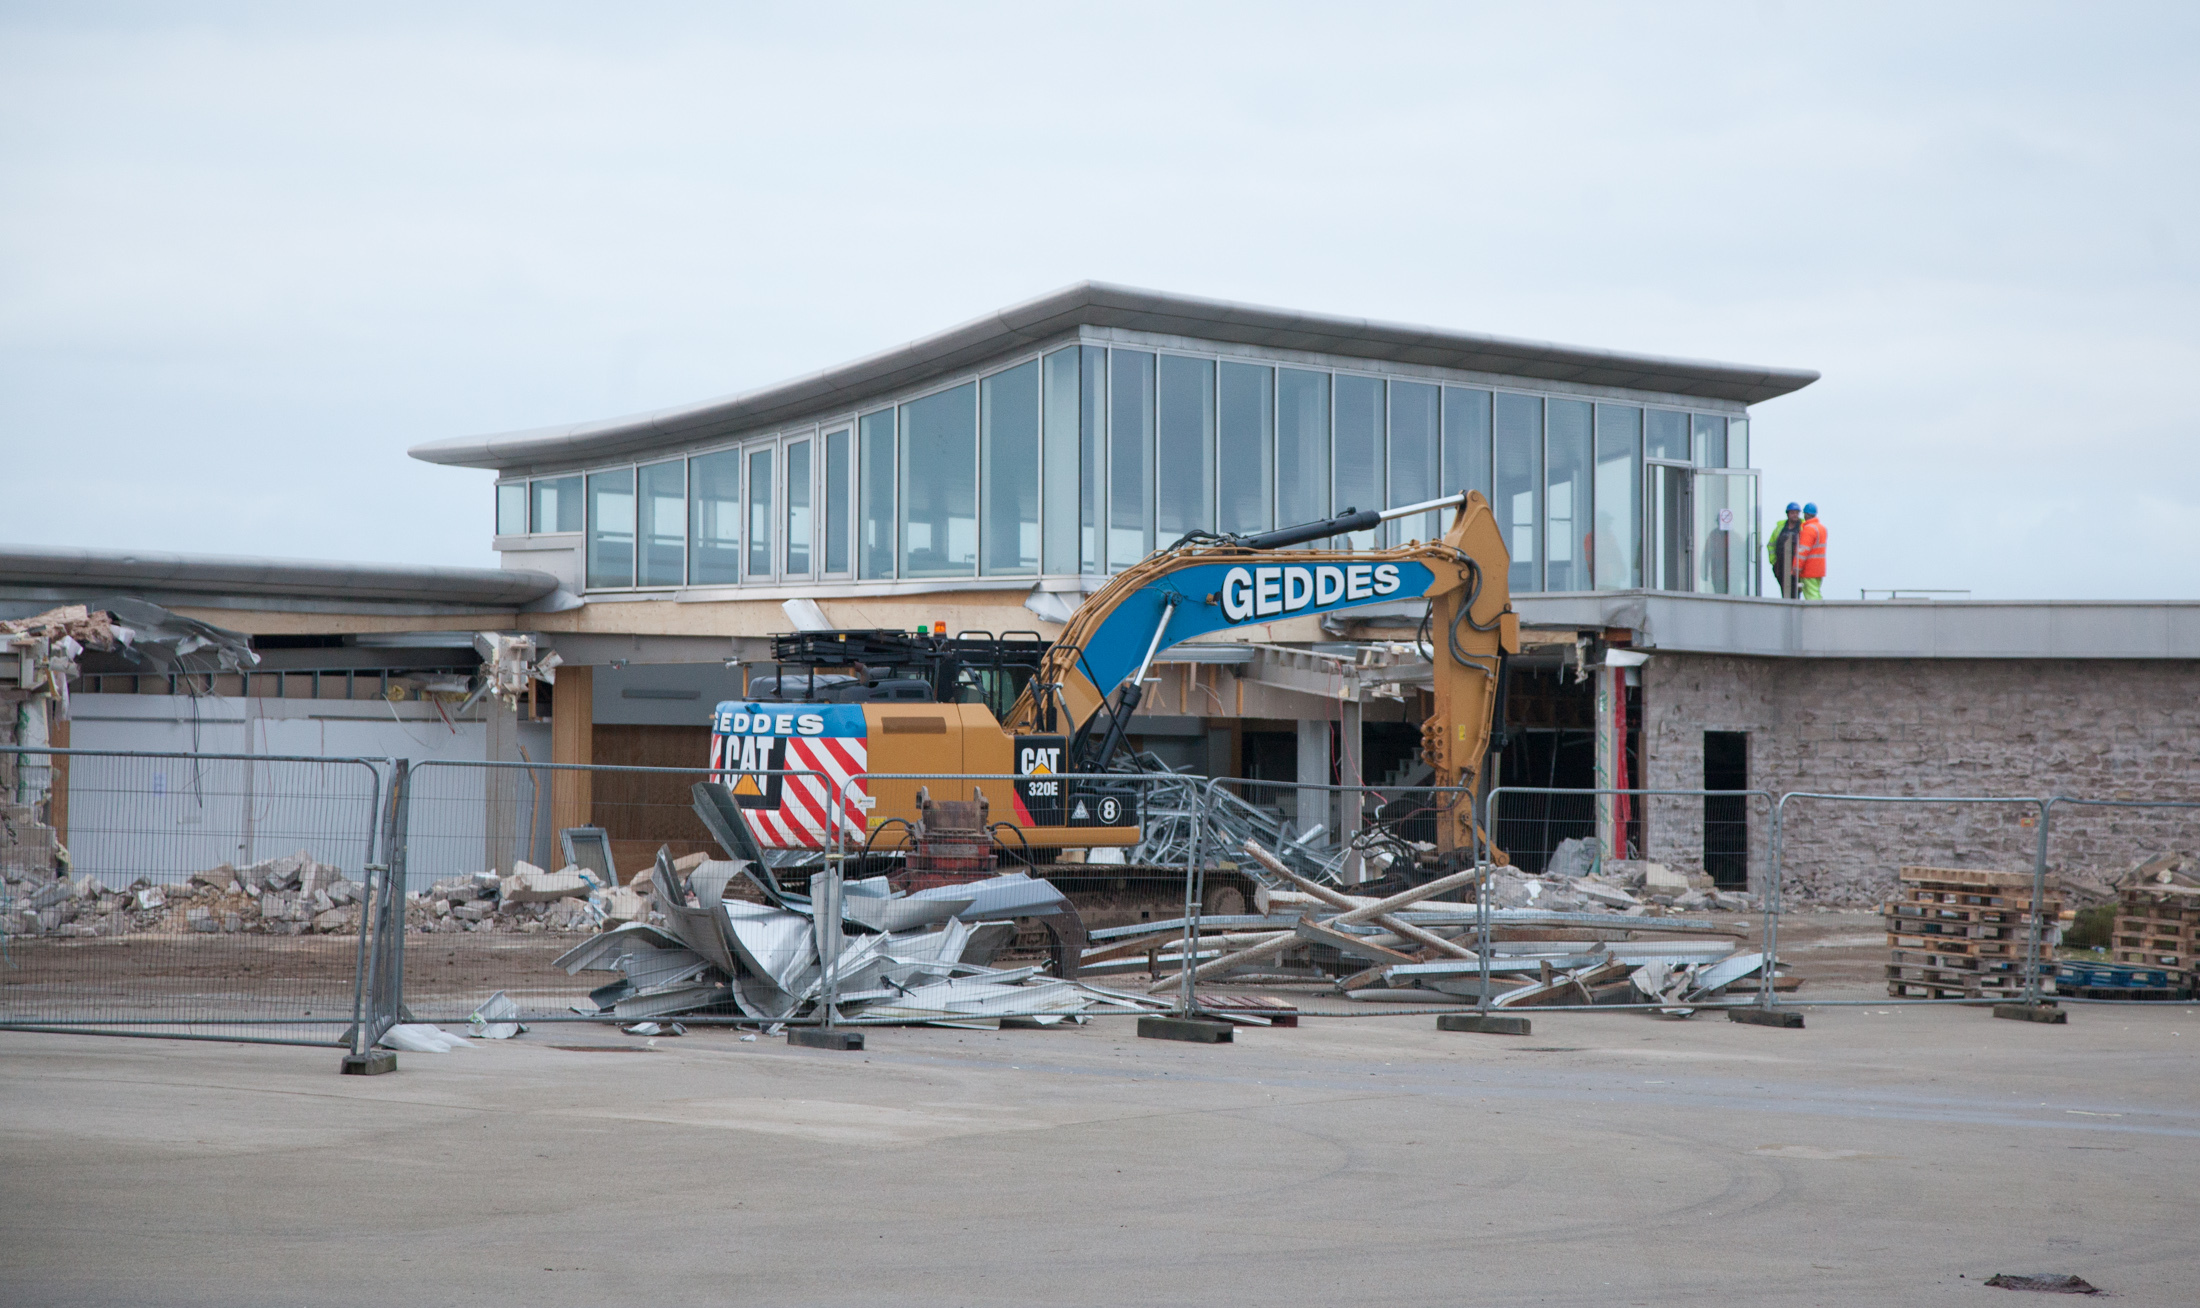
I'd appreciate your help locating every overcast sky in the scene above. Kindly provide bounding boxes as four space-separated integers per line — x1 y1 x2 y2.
4 3 2194 599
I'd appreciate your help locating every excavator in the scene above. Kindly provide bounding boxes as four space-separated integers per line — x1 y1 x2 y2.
707 490 1518 861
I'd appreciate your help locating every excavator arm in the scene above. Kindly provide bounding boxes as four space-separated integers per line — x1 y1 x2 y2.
1004 491 1518 853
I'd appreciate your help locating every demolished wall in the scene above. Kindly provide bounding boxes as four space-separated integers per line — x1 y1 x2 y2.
1640 655 2200 905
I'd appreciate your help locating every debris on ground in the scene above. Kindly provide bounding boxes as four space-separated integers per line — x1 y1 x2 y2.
1089 840 1781 1009
1982 1272 2099 1294
377 1023 475 1053
551 848 1168 1029
1 849 364 938
468 990 524 1039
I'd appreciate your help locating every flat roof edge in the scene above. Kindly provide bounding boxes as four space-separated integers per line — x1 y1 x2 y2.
0 544 561 608
411 281 1820 473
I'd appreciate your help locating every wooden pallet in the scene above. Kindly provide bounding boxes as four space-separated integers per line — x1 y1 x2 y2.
1890 868 2060 998
2111 884 2199 983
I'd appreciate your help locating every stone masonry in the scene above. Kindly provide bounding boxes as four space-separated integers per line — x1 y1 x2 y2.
1639 655 2200 904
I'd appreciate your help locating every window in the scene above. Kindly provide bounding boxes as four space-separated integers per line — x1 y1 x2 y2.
1041 348 1081 575
1276 368 1329 530
859 410 895 580
980 360 1040 576
1494 392 1542 593
1217 362 1273 536
496 483 527 536
784 437 812 577
638 459 686 587
900 382 977 578
1593 405 1640 590
746 446 774 579
1442 386 1492 505
1646 409 1689 461
1693 414 1727 468
1155 354 1214 544
1333 374 1384 549
1546 399 1592 592
585 468 635 589
823 428 851 575
1729 418 1749 469
1079 346 1105 573
689 450 741 585
530 475 581 533
1388 380 1439 544
1108 350 1155 568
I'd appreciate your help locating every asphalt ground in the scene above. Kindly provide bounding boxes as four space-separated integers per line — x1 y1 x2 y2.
3 993 2194 1305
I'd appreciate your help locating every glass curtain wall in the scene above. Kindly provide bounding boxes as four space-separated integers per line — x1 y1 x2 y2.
1154 355 1214 544
1276 368 1330 529
1592 405 1640 590
745 447 774 579
1493 393 1542 593
1079 347 1106 573
1041 348 1080 574
1333 375 1384 549
1442 386 1493 505
823 428 851 575
1217 362 1273 536
586 469 635 589
531 475 581 533
784 439 812 576
899 383 978 578
497 483 527 536
1646 409 1690 461
1388 381 1439 544
859 410 895 580
537 347 1756 596
1544 400 1592 592
638 460 686 586
980 360 1040 575
689 451 740 584
1108 351 1155 568
1693 414 1727 468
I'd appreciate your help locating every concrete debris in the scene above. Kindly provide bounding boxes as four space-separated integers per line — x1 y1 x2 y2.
549 848 1160 1029
624 1021 685 1036
1 847 364 939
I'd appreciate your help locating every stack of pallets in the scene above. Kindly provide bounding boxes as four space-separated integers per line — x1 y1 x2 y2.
2112 882 2200 987
1885 866 2060 1000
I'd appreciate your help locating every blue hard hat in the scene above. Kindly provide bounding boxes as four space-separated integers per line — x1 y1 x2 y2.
1803 502 1818 515
1785 502 1801 512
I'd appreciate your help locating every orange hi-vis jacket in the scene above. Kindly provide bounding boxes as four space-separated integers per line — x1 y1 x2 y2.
1797 516 1828 578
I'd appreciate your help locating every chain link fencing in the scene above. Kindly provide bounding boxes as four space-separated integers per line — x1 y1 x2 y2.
0 745 385 1046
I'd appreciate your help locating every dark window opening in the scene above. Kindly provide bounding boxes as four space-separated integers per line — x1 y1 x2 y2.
1703 730 1749 888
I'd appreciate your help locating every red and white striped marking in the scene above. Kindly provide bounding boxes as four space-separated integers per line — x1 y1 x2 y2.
737 734 867 850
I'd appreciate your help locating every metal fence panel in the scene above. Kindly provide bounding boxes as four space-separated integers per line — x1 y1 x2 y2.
0 746 384 1046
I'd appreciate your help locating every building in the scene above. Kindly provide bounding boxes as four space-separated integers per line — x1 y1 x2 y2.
8 284 2193 895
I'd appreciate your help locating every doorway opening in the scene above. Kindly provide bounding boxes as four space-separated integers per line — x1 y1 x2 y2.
1703 730 1749 888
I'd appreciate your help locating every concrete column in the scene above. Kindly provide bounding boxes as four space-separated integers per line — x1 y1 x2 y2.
484 697 520 875
1294 717 1330 843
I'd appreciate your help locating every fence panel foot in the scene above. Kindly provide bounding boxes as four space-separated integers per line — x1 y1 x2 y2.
1436 1013 1531 1036
1729 1008 1804 1029
788 1029 865 1050
340 1050 397 1075
1992 1002 2066 1024
1138 1016 1233 1043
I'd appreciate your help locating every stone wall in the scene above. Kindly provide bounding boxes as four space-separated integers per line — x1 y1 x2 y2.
1639 655 2200 904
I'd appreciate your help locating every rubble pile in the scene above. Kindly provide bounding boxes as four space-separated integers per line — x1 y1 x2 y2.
556 848 1163 1028
0 849 362 938
1078 840 1780 1010
406 860 623 935
1480 839 1757 916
